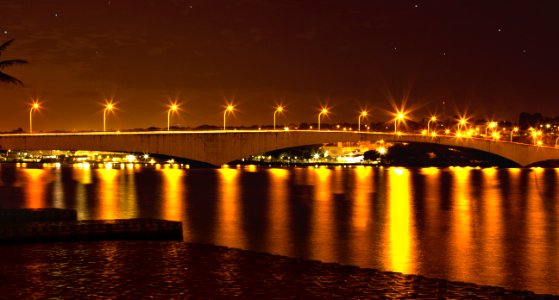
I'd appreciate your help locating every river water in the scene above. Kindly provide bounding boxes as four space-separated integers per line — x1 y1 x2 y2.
0 163 557 294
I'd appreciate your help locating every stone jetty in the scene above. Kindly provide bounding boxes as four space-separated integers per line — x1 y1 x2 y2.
0 209 183 243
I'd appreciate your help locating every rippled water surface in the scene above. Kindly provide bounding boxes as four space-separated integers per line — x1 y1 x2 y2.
0 164 558 294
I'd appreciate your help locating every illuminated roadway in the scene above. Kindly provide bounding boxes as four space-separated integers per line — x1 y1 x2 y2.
1 130 558 166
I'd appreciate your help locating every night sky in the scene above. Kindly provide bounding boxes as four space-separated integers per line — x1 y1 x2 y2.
1 0 558 131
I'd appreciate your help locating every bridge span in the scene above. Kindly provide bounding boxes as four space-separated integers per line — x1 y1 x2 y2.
1 130 558 167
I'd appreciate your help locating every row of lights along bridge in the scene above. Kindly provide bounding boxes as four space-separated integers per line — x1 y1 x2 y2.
25 100 559 148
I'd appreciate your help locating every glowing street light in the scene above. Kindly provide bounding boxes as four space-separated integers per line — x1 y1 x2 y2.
103 101 115 132
394 112 405 134
29 100 40 133
510 127 519 142
485 121 498 137
457 117 467 133
273 105 284 130
358 110 368 132
223 103 234 130
377 146 387 155
318 107 329 130
531 130 539 145
167 102 179 131
427 115 437 134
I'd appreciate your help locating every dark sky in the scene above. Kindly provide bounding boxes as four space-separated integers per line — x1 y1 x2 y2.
1 0 558 131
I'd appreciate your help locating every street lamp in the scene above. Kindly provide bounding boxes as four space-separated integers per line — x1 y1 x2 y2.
485 121 497 137
103 102 115 132
223 104 234 130
510 127 519 142
167 103 179 131
358 110 368 132
394 112 404 134
531 130 539 145
427 116 437 134
29 101 40 133
273 105 284 130
318 107 329 130
457 118 467 133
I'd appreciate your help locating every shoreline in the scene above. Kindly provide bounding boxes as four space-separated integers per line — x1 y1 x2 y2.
0 241 556 298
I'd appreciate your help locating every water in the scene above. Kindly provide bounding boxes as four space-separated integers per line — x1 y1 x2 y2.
0 163 558 294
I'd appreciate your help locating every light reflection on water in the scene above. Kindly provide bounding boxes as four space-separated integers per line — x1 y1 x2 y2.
386 167 415 275
0 164 558 294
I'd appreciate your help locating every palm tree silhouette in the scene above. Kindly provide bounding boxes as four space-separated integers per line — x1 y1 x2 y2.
0 39 27 85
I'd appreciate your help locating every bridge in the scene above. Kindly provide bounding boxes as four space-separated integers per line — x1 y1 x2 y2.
1 130 558 167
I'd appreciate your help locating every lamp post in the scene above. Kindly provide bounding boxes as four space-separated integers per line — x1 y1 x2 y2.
485 121 497 137
29 101 40 133
318 107 329 130
273 105 284 130
531 130 539 145
532 131 537 145
358 111 368 132
223 104 234 130
167 103 179 131
510 127 518 142
103 102 115 132
427 116 437 134
394 113 404 134
457 118 467 133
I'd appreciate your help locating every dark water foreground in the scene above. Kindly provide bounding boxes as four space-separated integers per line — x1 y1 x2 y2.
0 241 555 299
1 165 559 294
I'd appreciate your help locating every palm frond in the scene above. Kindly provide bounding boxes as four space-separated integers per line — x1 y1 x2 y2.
0 70 24 85
0 59 27 69
0 39 15 56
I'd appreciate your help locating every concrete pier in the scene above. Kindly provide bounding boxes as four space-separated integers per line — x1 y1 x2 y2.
0 209 183 243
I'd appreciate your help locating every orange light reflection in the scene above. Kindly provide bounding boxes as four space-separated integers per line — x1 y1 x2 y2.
96 168 119 220
216 168 244 248
310 167 335 262
267 168 290 255
480 168 504 284
450 167 474 278
118 165 138 218
524 168 548 290
351 166 373 265
384 167 415 274
21 168 51 208
159 168 185 221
